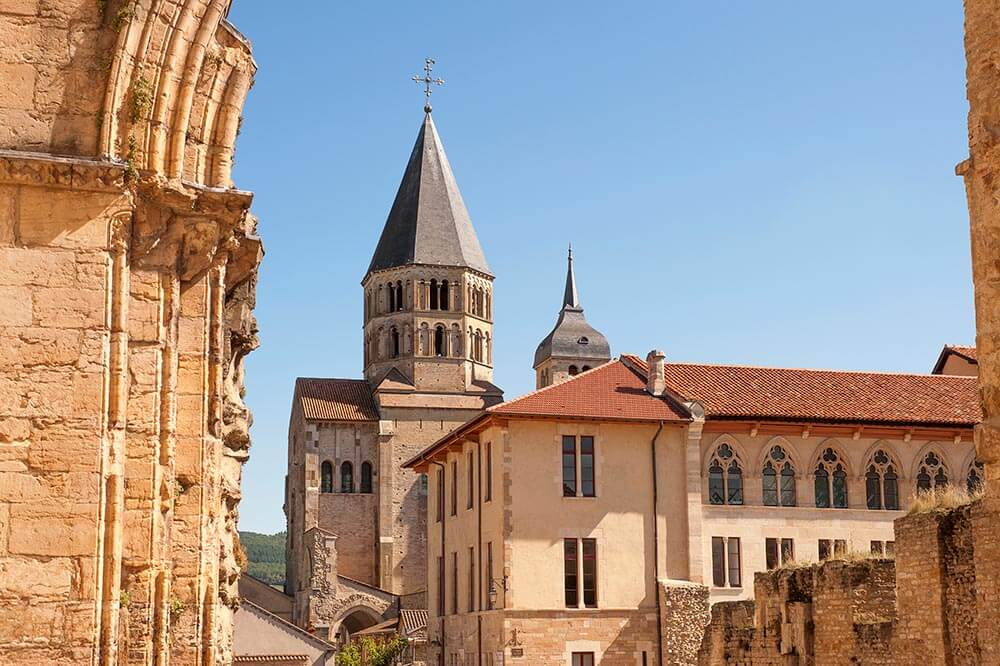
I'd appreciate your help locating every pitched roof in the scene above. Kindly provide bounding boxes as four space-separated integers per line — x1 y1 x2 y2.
623 355 979 427
491 360 689 422
295 378 378 422
366 113 490 276
932 344 978 374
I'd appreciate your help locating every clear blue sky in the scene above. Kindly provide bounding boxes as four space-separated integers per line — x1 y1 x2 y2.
227 2 973 534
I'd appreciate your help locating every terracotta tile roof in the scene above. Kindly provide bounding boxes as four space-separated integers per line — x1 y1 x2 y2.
947 345 978 361
932 344 978 374
489 360 689 422
623 355 979 427
295 378 379 422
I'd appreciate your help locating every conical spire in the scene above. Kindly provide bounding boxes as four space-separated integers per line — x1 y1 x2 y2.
366 113 491 276
563 244 580 309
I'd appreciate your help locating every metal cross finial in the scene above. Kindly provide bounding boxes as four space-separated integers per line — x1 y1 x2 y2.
412 58 444 113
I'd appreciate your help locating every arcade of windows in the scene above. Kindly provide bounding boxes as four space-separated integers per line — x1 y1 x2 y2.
706 440 982 510
320 460 373 494
364 278 492 319
366 323 492 364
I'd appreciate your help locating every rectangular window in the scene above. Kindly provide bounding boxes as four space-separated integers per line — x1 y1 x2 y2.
818 539 832 561
451 460 458 516
781 538 794 565
727 537 742 587
485 441 493 502
562 436 577 496
834 539 847 557
564 538 578 607
766 538 779 570
436 469 444 523
437 555 444 617
711 536 726 587
486 541 494 610
886 541 895 556
580 436 595 497
452 552 458 614
582 538 597 607
468 546 476 612
572 653 595 666
467 451 475 510
871 540 884 555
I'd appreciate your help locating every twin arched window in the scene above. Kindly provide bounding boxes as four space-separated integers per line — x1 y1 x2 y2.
865 449 899 510
708 443 743 505
815 448 848 508
916 451 949 492
762 445 796 507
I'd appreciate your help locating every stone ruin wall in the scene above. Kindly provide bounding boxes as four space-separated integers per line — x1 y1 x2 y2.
0 0 259 664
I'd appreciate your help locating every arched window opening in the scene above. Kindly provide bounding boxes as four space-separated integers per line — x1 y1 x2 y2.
485 334 492 365
814 448 847 508
429 279 439 310
320 461 333 493
360 461 373 494
389 327 400 358
568 365 579 376
707 443 743 505
434 325 446 357
968 461 985 494
387 282 396 312
440 280 449 311
396 281 404 311
582 365 591 372
486 292 492 320
762 445 795 507
340 461 354 493
916 451 948 493
377 284 384 314
865 449 899 510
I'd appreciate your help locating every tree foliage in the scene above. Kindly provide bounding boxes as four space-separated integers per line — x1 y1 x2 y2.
238 531 286 586
336 635 407 666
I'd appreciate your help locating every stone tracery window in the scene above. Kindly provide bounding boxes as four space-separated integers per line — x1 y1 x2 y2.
762 445 796 507
814 447 848 509
707 442 743 505
915 451 948 493
865 449 899 510
968 460 985 494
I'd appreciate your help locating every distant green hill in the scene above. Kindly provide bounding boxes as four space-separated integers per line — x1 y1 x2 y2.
239 531 286 587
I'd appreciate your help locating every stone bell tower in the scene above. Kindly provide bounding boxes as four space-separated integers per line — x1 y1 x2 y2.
362 111 497 394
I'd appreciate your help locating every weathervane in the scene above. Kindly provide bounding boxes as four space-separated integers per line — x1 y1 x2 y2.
412 58 444 113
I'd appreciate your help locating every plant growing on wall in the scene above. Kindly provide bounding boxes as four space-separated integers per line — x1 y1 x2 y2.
336 635 406 666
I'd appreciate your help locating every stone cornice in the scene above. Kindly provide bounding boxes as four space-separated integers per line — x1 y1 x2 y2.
0 150 126 193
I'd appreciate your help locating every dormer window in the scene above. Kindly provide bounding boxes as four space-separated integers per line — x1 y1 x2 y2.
578 337 589 345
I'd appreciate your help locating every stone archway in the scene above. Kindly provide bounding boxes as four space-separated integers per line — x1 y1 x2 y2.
334 605 384 644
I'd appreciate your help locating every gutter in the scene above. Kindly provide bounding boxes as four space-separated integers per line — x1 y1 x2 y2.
650 420 665 666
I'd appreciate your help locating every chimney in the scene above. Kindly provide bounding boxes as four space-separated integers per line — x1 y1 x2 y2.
646 349 666 396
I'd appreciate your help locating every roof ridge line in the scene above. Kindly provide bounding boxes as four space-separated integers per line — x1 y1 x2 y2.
486 360 618 412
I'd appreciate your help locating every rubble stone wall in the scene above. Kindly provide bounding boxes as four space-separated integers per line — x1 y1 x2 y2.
0 1 259 664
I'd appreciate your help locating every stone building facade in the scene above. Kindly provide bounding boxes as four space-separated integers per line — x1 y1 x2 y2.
284 111 502 643
0 1 260 664
404 349 978 665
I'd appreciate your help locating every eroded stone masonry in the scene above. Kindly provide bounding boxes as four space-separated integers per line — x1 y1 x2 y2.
0 1 260 664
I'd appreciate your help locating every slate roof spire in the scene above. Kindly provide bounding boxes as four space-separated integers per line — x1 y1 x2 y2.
366 113 491 277
564 244 580 309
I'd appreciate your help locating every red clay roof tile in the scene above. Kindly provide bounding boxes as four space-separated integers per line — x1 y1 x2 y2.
295 378 379 422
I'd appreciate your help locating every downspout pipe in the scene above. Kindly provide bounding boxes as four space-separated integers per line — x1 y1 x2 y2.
430 460 447 664
651 420 665 665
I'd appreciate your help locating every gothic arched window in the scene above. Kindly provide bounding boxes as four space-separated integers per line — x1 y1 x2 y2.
360 461 373 494
707 443 743 505
916 451 948 493
968 460 985 494
434 325 446 357
865 449 899 510
815 448 848 508
762 445 796 507
340 461 354 493
320 461 333 493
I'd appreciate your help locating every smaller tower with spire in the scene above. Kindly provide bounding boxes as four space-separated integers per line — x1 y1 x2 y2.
533 246 612 388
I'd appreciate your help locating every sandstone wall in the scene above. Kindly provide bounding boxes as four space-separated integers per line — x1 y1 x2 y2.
0 1 259 664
